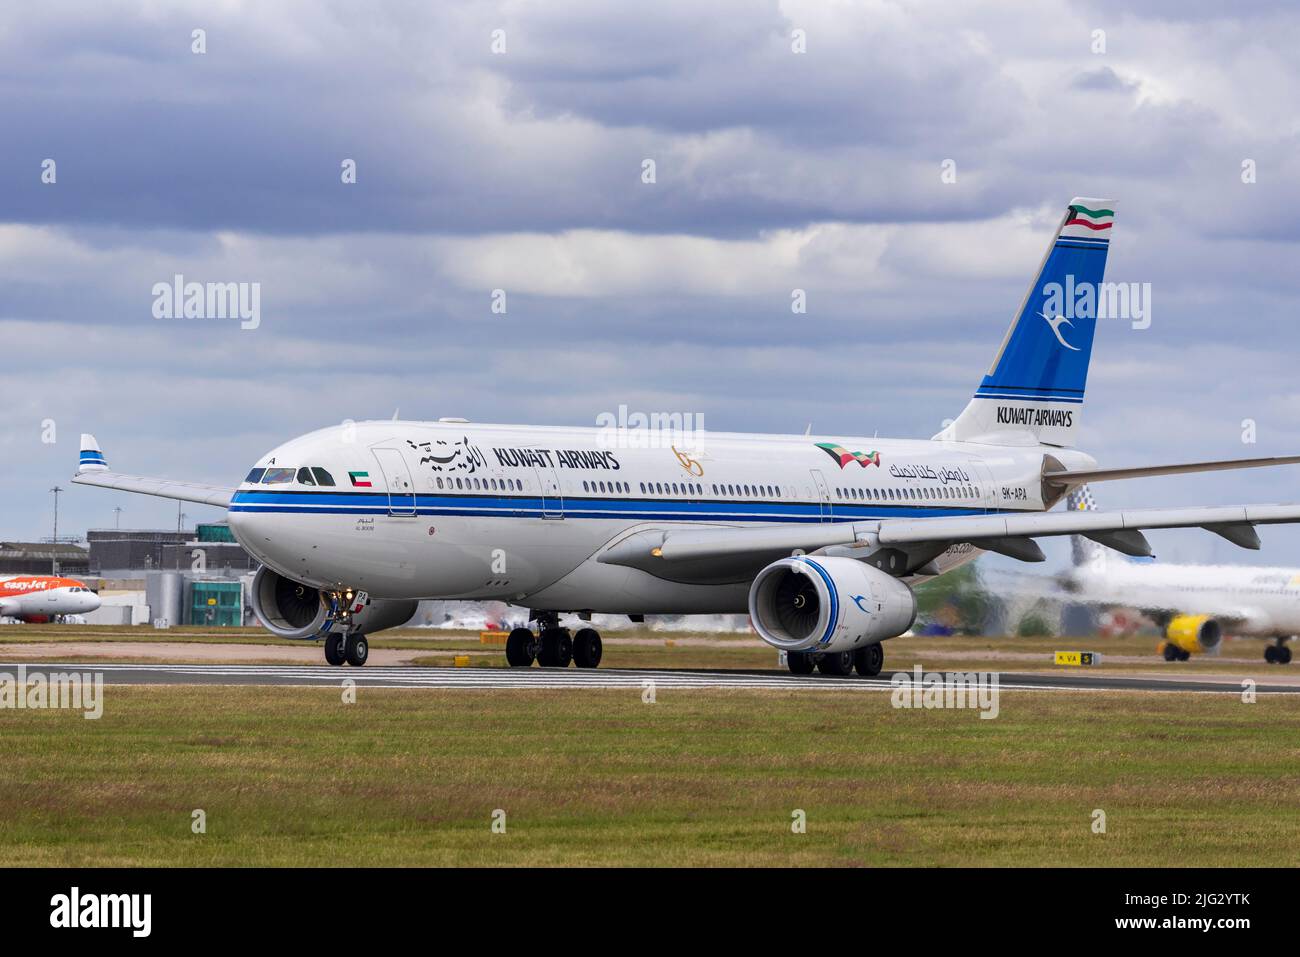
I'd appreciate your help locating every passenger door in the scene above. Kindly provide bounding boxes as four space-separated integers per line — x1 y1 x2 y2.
809 469 832 522
532 462 564 520
371 447 416 516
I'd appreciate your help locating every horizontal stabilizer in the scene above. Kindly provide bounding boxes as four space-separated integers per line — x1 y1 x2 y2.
1044 454 1300 487
875 503 1300 549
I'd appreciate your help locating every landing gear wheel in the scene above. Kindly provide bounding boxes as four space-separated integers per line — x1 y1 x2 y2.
537 627 573 668
506 627 536 667
324 634 346 666
1280 645 1293 665
854 643 884 677
573 628 603 669
344 633 369 667
787 651 815 675
817 650 854 676
1265 644 1280 664
1163 643 1182 662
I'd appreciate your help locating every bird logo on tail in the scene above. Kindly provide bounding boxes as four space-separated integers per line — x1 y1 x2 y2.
1040 307 1081 351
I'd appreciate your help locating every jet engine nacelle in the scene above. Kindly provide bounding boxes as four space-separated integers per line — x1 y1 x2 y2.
1165 614 1222 654
748 556 916 653
250 566 418 640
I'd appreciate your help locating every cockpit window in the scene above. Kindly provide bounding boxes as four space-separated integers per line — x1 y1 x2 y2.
244 467 266 484
296 467 316 486
311 467 336 487
262 467 296 484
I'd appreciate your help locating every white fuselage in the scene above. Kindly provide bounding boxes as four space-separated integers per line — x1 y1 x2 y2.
1072 559 1300 637
226 421 1094 614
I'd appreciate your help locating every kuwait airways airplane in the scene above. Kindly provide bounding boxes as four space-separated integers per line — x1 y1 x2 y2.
1066 486 1298 664
73 198 1300 673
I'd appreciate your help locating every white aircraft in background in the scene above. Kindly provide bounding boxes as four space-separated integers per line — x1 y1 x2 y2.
72 197 1300 673
1066 485 1297 663
0 575 101 622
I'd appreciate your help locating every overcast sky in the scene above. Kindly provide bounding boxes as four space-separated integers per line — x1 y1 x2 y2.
4 0 1300 570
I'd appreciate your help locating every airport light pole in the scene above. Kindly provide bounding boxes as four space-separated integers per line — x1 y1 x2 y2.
113 506 123 529
50 485 63 543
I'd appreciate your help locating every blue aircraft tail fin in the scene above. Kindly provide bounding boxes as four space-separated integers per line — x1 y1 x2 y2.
935 197 1116 447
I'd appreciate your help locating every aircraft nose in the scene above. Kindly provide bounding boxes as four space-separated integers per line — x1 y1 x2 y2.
227 506 287 573
226 507 263 549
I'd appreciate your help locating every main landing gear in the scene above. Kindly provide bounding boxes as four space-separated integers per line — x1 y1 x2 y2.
787 642 885 678
1264 638 1293 665
505 613 603 669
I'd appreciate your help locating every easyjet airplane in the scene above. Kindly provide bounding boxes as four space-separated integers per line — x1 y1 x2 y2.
0 575 101 622
72 198 1300 672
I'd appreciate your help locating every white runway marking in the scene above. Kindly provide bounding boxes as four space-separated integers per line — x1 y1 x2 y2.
3 662 1297 694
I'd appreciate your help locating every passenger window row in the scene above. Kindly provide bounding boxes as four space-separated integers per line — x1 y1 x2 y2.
641 481 706 497
833 485 979 502
711 483 780 498
438 476 526 492
583 481 632 494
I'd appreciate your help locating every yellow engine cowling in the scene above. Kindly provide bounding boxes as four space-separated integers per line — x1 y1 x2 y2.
1165 615 1222 654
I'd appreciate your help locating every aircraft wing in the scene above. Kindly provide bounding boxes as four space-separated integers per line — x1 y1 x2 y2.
71 434 234 509
71 469 234 508
657 503 1300 564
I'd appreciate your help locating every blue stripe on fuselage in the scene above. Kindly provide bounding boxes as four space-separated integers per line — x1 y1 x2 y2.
228 489 1006 522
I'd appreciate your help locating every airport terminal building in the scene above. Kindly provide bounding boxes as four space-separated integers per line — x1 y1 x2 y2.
80 524 257 627
0 541 91 577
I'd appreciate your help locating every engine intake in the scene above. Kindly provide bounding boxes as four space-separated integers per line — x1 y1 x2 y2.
748 556 916 653
250 566 418 640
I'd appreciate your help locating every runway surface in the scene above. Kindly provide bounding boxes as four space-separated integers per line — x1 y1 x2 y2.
3 662 1299 694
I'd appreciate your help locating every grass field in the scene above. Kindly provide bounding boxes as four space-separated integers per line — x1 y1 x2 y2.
2 685 1297 866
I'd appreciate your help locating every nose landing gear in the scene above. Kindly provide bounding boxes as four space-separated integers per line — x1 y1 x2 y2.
319 589 370 666
325 634 345 666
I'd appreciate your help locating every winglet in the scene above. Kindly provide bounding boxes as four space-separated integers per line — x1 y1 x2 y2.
79 433 109 472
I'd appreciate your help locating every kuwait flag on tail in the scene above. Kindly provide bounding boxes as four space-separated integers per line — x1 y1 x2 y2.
1060 199 1115 241
349 471 372 487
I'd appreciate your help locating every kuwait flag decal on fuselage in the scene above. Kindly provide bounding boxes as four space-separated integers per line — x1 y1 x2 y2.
815 442 882 469
349 471 373 487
